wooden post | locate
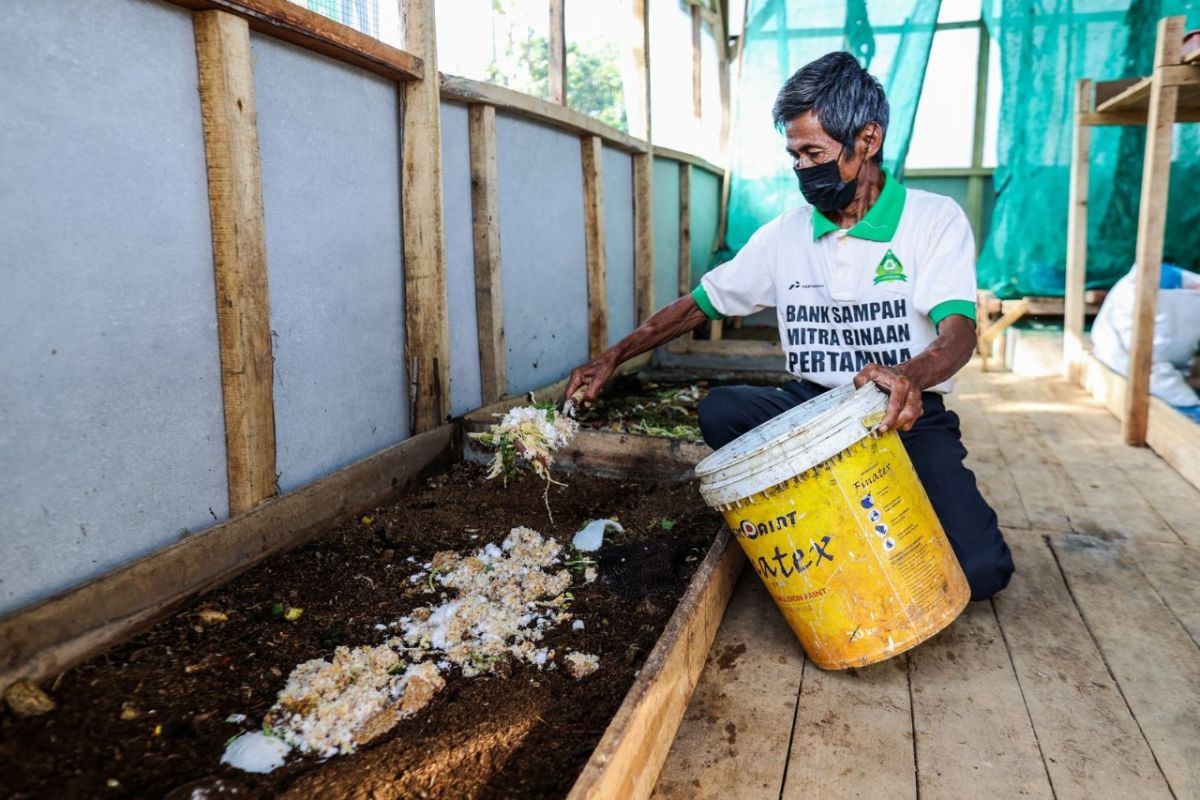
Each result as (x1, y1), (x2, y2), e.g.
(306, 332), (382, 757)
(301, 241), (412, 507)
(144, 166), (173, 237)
(469, 104), (506, 403)
(965, 20), (990, 254)
(548, 0), (566, 105)
(691, 4), (702, 119)
(193, 10), (278, 516)
(631, 0), (654, 324)
(401, 0), (451, 431)
(1124, 16), (1183, 446)
(678, 162), (692, 297)
(581, 135), (608, 357)
(1064, 79), (1092, 382)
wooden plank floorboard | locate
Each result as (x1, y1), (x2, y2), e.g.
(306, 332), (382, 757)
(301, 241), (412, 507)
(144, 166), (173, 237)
(651, 571), (803, 800)
(993, 532), (1173, 800)
(1051, 533), (1200, 797)
(1134, 541), (1200, 650)
(950, 373), (1032, 530)
(908, 601), (1053, 800)
(781, 654), (915, 799)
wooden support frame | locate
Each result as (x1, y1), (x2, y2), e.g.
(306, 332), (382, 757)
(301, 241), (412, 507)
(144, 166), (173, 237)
(628, 0), (652, 142)
(581, 135), (609, 357)
(634, 152), (655, 324)
(691, 3), (703, 119)
(548, 0), (566, 105)
(1063, 79), (1092, 381)
(401, 0), (451, 432)
(469, 104), (506, 403)
(678, 162), (692, 297)
(166, 0), (423, 81)
(0, 425), (458, 692)
(193, 10), (278, 516)
(1123, 16), (1183, 446)
(979, 299), (1030, 372)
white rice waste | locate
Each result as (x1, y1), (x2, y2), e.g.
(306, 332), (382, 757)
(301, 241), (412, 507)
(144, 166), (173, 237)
(222, 527), (600, 773)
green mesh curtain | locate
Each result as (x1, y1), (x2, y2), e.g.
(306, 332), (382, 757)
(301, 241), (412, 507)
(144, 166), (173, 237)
(724, 0), (941, 254)
(979, 0), (1200, 298)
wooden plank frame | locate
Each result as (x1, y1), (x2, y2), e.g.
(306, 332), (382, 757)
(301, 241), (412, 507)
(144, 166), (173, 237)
(193, 9), (278, 516)
(582, 135), (609, 357)
(1123, 16), (1184, 446)
(691, 3), (703, 119)
(634, 152), (655, 324)
(1063, 79), (1092, 381)
(549, 0), (566, 105)
(469, 103), (507, 404)
(0, 425), (458, 692)
(678, 162), (692, 297)
(165, 0), (423, 81)
(402, 0), (451, 432)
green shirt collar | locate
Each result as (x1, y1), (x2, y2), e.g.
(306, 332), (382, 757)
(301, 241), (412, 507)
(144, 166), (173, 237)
(811, 168), (906, 242)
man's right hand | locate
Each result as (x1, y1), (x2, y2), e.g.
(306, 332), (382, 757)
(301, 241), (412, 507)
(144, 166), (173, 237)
(566, 350), (620, 404)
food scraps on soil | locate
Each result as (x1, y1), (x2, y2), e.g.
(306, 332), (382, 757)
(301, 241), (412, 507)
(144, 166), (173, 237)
(470, 400), (581, 519)
(221, 527), (601, 773)
(572, 518), (624, 552)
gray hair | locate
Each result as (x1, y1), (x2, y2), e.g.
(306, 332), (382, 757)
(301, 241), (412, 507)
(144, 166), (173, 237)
(772, 52), (889, 164)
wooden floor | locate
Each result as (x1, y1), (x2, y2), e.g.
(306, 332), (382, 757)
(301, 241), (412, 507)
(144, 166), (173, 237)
(652, 360), (1200, 800)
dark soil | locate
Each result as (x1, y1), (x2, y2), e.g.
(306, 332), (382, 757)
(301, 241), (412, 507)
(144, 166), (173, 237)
(1, 465), (723, 800)
(577, 370), (789, 440)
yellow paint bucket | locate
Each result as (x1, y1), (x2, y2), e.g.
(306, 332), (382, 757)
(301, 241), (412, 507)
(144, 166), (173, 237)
(695, 384), (969, 669)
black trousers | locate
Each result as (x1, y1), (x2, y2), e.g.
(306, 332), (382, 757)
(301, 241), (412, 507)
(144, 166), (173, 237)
(697, 380), (1014, 601)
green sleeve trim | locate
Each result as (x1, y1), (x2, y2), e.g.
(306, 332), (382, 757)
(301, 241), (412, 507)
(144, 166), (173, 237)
(691, 285), (724, 321)
(930, 299), (976, 329)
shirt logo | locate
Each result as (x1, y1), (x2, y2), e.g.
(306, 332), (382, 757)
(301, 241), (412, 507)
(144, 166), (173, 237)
(873, 249), (907, 284)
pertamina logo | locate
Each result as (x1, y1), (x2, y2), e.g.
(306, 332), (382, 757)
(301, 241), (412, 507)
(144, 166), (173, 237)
(873, 249), (906, 284)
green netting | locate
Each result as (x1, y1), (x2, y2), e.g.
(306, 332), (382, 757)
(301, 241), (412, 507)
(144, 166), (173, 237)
(979, 0), (1200, 299)
(724, 0), (941, 255)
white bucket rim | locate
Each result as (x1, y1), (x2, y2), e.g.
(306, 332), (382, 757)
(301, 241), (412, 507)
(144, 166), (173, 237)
(695, 383), (889, 507)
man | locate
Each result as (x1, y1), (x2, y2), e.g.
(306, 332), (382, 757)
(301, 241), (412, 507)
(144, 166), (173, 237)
(566, 52), (1013, 600)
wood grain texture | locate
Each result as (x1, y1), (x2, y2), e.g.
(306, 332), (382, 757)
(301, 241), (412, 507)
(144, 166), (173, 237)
(634, 152), (655, 323)
(678, 163), (691, 297)
(402, 0), (451, 431)
(167, 0), (422, 80)
(567, 531), (745, 800)
(1052, 532), (1200, 798)
(691, 4), (702, 118)
(628, 0), (651, 141)
(549, 0), (566, 104)
(652, 572), (802, 800)
(193, 10), (278, 516)
(469, 104), (506, 403)
(582, 135), (609, 357)
(1124, 16), (1183, 445)
(651, 145), (724, 175)
(441, 75), (648, 153)
(0, 426), (457, 694)
(1064, 79), (1091, 381)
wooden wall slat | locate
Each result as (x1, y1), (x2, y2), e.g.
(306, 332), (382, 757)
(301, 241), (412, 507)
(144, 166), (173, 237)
(678, 162), (692, 297)
(549, 0), (566, 105)
(193, 9), (278, 516)
(469, 104), (507, 403)
(402, 0), (451, 431)
(1063, 79), (1092, 381)
(582, 135), (609, 357)
(634, 153), (655, 324)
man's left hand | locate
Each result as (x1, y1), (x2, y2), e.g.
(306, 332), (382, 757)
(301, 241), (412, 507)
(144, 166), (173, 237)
(854, 364), (923, 433)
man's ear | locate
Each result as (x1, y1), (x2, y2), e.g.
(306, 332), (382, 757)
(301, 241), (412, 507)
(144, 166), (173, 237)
(859, 122), (883, 161)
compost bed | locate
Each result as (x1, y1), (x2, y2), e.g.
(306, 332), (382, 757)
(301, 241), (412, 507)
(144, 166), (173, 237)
(0, 464), (724, 800)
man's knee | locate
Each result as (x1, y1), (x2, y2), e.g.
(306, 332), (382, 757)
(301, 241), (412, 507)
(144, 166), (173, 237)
(954, 526), (1015, 601)
(697, 387), (743, 450)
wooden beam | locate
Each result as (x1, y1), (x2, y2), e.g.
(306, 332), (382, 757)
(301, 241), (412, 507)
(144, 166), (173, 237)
(678, 162), (692, 298)
(628, 0), (651, 141)
(649, 144), (724, 175)
(469, 104), (506, 403)
(402, 0), (451, 432)
(165, 0), (422, 81)
(440, 74), (647, 153)
(1064, 80), (1092, 381)
(566, 528), (744, 800)
(1079, 108), (1200, 125)
(965, 19), (990, 254)
(1124, 16), (1183, 446)
(633, 152), (655, 324)
(193, 10), (278, 516)
(691, 4), (703, 118)
(548, 0), (566, 104)
(581, 135), (608, 357)
(0, 425), (458, 692)
(979, 299), (1029, 372)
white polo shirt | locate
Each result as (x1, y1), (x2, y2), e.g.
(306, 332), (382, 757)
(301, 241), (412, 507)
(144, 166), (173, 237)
(693, 172), (977, 393)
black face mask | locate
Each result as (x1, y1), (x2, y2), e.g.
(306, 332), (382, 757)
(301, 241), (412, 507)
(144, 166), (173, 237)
(794, 149), (860, 214)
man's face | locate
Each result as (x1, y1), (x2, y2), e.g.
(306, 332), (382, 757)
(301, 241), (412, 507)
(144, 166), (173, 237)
(784, 111), (875, 182)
